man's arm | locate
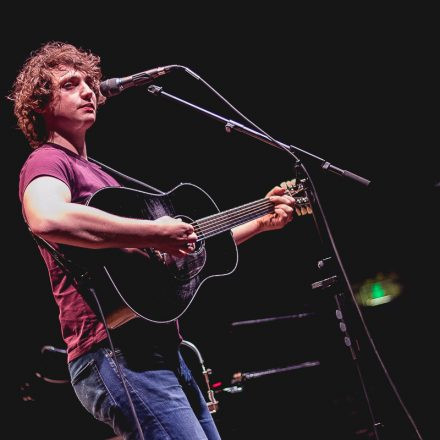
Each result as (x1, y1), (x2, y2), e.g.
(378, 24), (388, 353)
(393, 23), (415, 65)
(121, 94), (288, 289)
(232, 184), (295, 245)
(23, 176), (196, 256)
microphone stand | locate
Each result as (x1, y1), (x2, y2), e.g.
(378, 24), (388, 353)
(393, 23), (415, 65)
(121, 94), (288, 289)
(147, 85), (370, 187)
(147, 85), (381, 439)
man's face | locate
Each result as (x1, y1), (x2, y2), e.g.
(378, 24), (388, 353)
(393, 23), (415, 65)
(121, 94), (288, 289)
(43, 66), (98, 134)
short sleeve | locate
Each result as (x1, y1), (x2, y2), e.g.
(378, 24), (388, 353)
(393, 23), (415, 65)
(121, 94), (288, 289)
(19, 147), (74, 202)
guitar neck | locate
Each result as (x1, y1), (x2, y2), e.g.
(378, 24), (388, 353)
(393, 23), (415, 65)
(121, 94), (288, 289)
(192, 197), (286, 241)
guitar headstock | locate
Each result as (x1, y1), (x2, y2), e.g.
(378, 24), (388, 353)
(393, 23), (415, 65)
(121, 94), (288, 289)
(281, 178), (313, 217)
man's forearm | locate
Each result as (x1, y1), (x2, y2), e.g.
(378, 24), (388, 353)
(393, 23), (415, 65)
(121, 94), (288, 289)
(30, 202), (162, 249)
(232, 220), (262, 246)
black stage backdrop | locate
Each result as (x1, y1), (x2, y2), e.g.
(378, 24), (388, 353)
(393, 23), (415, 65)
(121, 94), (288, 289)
(2, 12), (437, 440)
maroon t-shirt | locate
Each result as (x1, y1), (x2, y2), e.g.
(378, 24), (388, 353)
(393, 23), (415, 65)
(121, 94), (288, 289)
(19, 143), (181, 363)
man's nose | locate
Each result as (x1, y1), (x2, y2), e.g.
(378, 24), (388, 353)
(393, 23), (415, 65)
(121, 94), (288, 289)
(80, 82), (94, 99)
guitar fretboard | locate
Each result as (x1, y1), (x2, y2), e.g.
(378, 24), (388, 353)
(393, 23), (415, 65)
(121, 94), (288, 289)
(192, 194), (308, 241)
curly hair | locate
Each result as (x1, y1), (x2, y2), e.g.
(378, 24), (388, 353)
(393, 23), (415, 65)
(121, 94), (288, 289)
(9, 41), (106, 148)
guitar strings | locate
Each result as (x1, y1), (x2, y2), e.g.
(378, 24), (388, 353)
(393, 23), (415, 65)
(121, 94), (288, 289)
(195, 198), (270, 228)
(193, 187), (304, 229)
(192, 195), (309, 241)
(193, 186), (305, 227)
(193, 195), (308, 236)
(194, 203), (273, 240)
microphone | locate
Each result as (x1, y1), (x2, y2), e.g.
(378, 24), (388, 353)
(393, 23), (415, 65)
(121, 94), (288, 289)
(100, 64), (181, 97)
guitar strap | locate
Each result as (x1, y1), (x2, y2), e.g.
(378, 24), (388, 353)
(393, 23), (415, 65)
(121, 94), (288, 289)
(29, 229), (109, 324)
(29, 231), (92, 287)
(89, 157), (165, 195)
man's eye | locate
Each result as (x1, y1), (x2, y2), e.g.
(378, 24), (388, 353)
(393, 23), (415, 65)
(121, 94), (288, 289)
(62, 82), (74, 89)
(87, 80), (98, 93)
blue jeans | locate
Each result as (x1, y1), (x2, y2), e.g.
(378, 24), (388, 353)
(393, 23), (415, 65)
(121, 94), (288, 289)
(68, 345), (221, 440)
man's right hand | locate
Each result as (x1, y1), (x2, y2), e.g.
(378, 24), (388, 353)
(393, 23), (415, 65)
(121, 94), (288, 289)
(153, 216), (197, 257)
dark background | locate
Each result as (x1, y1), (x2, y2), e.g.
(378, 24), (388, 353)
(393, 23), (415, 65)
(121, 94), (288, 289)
(2, 9), (437, 440)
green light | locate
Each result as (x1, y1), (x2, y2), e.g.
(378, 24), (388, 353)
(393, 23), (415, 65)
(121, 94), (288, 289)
(371, 283), (386, 299)
(354, 272), (402, 307)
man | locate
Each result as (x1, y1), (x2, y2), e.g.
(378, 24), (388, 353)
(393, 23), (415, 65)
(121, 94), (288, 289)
(11, 41), (296, 439)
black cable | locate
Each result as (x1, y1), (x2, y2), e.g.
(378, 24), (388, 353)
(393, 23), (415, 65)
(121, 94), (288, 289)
(85, 283), (145, 440)
(30, 233), (145, 440)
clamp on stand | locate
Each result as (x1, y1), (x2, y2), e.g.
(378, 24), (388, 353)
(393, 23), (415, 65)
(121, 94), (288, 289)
(180, 340), (219, 414)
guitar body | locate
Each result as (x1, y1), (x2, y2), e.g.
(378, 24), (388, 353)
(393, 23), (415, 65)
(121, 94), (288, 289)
(84, 184), (238, 324)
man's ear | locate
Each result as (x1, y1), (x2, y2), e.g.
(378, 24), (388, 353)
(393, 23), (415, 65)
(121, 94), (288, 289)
(35, 103), (53, 118)
(35, 91), (57, 115)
